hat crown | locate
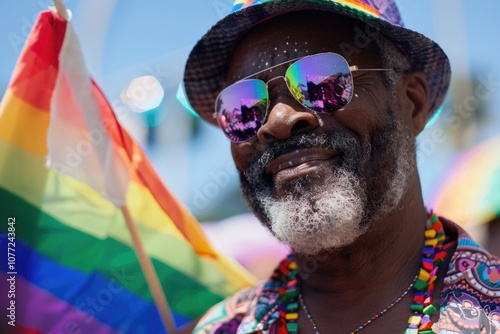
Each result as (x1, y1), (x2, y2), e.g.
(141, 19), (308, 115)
(231, 0), (404, 27)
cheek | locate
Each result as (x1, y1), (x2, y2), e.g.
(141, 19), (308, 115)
(231, 142), (255, 172)
(338, 86), (393, 142)
(332, 105), (382, 146)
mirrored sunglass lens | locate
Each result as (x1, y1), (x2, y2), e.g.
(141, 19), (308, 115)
(216, 80), (268, 142)
(286, 53), (353, 113)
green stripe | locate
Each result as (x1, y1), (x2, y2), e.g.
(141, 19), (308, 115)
(0, 187), (223, 317)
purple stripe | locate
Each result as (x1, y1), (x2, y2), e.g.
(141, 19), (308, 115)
(0, 272), (118, 334)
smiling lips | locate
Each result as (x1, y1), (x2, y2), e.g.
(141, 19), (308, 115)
(265, 147), (341, 180)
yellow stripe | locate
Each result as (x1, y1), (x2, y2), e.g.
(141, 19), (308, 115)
(0, 90), (50, 156)
(0, 141), (255, 292)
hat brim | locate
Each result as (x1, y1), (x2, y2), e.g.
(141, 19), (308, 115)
(183, 0), (451, 126)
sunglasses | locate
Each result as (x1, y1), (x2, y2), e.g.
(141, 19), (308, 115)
(214, 52), (393, 142)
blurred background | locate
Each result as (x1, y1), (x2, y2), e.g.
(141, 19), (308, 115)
(1, 0), (499, 276)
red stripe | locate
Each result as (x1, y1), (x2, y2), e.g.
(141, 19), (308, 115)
(90, 80), (217, 256)
(10, 11), (66, 111)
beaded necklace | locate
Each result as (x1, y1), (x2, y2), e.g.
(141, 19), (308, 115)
(274, 211), (446, 334)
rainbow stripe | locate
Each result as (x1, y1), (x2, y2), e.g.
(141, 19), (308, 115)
(231, 0), (256, 12)
(231, 0), (380, 18)
(0, 10), (255, 333)
(332, 0), (380, 18)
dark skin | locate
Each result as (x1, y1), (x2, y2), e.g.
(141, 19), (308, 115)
(223, 11), (457, 333)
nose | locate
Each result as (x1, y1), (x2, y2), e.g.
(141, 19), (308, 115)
(256, 85), (321, 143)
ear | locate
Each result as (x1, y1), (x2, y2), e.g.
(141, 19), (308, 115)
(402, 72), (430, 136)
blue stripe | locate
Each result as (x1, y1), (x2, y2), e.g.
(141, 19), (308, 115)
(231, 3), (244, 12)
(0, 233), (192, 333)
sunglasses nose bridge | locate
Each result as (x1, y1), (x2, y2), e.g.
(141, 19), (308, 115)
(264, 75), (301, 115)
(266, 75), (285, 85)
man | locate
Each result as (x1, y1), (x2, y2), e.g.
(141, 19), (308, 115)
(182, 1), (500, 333)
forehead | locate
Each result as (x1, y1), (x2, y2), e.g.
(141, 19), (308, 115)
(227, 11), (381, 81)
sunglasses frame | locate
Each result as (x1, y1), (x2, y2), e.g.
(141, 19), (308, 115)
(214, 52), (393, 142)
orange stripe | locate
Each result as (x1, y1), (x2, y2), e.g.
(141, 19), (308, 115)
(9, 11), (66, 111)
(90, 80), (217, 257)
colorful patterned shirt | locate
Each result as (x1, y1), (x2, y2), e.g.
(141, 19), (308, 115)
(193, 218), (500, 333)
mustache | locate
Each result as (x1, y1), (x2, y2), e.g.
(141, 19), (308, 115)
(246, 132), (364, 179)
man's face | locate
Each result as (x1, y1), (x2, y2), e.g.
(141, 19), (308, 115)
(226, 12), (417, 255)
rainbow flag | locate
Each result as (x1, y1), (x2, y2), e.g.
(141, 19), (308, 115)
(0, 9), (255, 334)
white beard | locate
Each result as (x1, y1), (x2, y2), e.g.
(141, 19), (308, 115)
(253, 122), (415, 255)
(263, 168), (367, 255)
